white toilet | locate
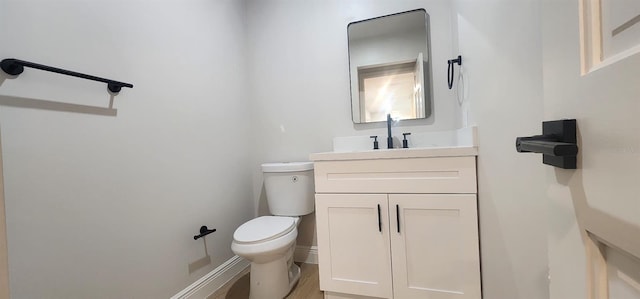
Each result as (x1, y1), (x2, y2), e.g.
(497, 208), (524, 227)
(231, 162), (315, 299)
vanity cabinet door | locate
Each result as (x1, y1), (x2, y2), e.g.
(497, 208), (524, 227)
(315, 194), (393, 299)
(389, 194), (481, 299)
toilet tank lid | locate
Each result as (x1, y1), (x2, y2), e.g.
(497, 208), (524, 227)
(262, 162), (313, 172)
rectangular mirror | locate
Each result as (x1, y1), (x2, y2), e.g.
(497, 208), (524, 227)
(348, 9), (432, 124)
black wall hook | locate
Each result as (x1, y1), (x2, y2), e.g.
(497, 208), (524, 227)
(447, 55), (462, 90)
(193, 226), (216, 240)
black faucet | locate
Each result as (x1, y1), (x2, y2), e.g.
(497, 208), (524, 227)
(387, 113), (393, 149)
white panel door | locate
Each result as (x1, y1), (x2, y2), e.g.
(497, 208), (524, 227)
(542, 1), (640, 298)
(315, 194), (393, 299)
(389, 194), (481, 299)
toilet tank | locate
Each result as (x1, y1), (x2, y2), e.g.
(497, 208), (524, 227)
(261, 162), (315, 216)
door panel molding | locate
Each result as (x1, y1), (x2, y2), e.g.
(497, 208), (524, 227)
(560, 170), (640, 261)
(586, 231), (640, 299)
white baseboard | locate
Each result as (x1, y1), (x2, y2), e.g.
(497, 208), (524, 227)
(171, 247), (316, 299)
(171, 255), (249, 299)
(294, 245), (318, 264)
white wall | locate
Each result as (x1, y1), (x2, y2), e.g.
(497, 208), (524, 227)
(453, 1), (548, 298)
(245, 0), (458, 247)
(0, 0), (254, 298)
(0, 132), (8, 299)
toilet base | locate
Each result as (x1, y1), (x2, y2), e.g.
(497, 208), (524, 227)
(287, 263), (301, 295)
(249, 254), (300, 299)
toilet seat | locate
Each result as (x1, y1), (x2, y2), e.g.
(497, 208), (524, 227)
(233, 216), (296, 244)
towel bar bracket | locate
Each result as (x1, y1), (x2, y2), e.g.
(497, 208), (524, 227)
(0, 59), (24, 76)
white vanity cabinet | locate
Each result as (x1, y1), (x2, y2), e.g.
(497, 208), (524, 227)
(315, 193), (393, 298)
(311, 151), (481, 299)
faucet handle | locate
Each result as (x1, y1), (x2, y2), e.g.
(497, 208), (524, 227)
(402, 133), (411, 148)
(370, 136), (379, 150)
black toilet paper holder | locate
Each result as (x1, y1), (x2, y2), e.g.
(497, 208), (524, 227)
(193, 226), (216, 240)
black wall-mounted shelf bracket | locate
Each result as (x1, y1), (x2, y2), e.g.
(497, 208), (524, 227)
(516, 119), (578, 169)
(1, 58), (133, 93)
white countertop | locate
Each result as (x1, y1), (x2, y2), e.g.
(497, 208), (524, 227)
(309, 145), (478, 161)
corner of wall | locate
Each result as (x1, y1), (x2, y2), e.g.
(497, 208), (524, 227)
(0, 130), (9, 299)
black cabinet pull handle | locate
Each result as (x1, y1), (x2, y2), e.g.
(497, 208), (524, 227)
(377, 204), (382, 232)
(396, 204), (400, 233)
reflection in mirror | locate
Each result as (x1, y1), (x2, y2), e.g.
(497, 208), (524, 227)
(348, 9), (431, 124)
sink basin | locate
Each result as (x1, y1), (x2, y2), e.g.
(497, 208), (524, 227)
(310, 145), (477, 161)
(312, 126), (478, 161)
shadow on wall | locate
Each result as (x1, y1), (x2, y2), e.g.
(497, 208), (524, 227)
(554, 164), (640, 269)
(0, 72), (118, 116)
(257, 183), (269, 216)
(476, 164), (521, 297)
(552, 127), (640, 259)
(551, 127), (640, 296)
(0, 95), (117, 116)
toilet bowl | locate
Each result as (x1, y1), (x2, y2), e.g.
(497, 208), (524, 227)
(231, 162), (314, 299)
(232, 216), (299, 263)
(232, 216), (301, 299)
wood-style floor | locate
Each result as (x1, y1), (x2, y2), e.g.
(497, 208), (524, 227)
(210, 263), (323, 299)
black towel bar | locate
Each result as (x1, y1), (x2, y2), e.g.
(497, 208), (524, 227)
(1, 58), (133, 93)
